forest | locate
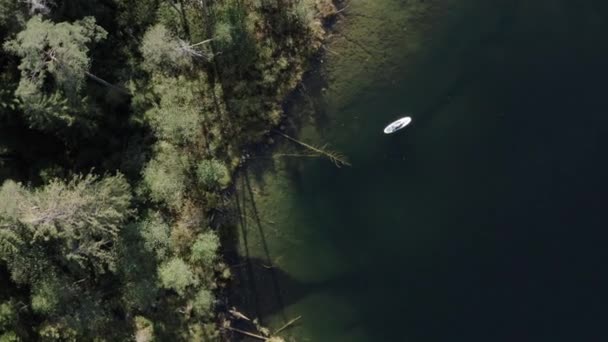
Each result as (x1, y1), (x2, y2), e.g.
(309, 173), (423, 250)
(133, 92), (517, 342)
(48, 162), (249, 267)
(0, 0), (335, 340)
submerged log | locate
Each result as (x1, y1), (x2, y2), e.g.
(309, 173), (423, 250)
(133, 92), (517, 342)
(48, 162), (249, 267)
(273, 316), (302, 335)
(274, 131), (351, 167)
(226, 326), (267, 340)
(229, 307), (251, 321)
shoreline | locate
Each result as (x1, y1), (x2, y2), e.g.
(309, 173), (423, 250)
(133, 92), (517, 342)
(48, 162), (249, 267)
(0, 1), (453, 340)
(218, 1), (454, 340)
(216, 1), (347, 339)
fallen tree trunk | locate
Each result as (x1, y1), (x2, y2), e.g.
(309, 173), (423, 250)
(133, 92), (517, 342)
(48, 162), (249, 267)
(273, 316), (302, 335)
(273, 131), (351, 167)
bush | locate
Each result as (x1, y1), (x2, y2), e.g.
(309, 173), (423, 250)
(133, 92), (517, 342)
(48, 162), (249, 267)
(141, 24), (192, 73)
(196, 159), (230, 190)
(0, 301), (16, 331)
(38, 321), (77, 341)
(145, 76), (203, 145)
(0, 331), (20, 342)
(293, 0), (316, 28)
(142, 142), (189, 209)
(214, 21), (233, 46)
(139, 212), (170, 261)
(31, 278), (62, 315)
(158, 258), (198, 296)
(190, 231), (219, 267)
(192, 288), (214, 318)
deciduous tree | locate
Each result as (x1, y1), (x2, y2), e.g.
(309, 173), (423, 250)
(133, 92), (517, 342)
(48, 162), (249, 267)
(141, 24), (192, 73)
(158, 257), (198, 296)
(142, 142), (189, 209)
(190, 231), (219, 267)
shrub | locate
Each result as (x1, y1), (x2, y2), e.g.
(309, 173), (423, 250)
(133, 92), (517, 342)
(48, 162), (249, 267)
(0, 331), (20, 342)
(192, 288), (214, 318)
(141, 24), (191, 73)
(142, 142), (189, 209)
(158, 258), (198, 296)
(31, 278), (62, 315)
(190, 231), (219, 267)
(139, 212), (170, 261)
(0, 302), (16, 331)
(196, 159), (230, 190)
(145, 76), (203, 145)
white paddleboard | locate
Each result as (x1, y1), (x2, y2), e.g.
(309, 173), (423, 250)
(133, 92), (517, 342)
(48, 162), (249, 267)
(383, 116), (412, 134)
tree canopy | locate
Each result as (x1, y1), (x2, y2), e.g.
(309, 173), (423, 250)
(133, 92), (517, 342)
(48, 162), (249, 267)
(4, 15), (107, 128)
(0, 0), (333, 339)
(0, 173), (132, 278)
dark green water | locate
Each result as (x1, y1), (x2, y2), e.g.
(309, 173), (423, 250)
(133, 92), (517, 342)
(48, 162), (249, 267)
(233, 1), (608, 340)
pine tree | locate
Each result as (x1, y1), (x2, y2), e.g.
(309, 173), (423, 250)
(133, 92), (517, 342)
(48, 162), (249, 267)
(3, 16), (107, 128)
(0, 173), (133, 277)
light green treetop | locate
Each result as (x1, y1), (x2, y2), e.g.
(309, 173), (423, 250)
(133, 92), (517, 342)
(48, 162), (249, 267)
(145, 75), (203, 145)
(3, 15), (107, 127)
(138, 211), (171, 261)
(196, 159), (230, 190)
(190, 231), (219, 267)
(158, 257), (198, 296)
(0, 173), (132, 274)
(192, 288), (214, 317)
(142, 141), (190, 209)
(141, 24), (192, 73)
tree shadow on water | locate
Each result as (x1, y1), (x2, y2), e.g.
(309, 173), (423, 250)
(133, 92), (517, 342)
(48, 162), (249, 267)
(225, 167), (310, 327)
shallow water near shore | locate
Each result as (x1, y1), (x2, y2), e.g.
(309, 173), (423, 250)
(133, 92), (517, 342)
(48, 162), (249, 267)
(230, 1), (608, 340)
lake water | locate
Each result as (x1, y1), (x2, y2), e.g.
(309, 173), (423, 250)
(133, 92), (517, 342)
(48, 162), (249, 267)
(229, 1), (608, 341)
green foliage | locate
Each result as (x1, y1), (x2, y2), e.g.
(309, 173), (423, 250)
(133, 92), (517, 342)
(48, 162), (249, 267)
(134, 316), (155, 342)
(169, 219), (197, 256)
(293, 0), (316, 28)
(31, 277), (62, 315)
(0, 244), (50, 285)
(138, 211), (170, 261)
(0, 173), (132, 275)
(13, 91), (75, 129)
(142, 142), (189, 209)
(0, 0), (329, 339)
(0, 180), (24, 219)
(115, 223), (160, 312)
(0, 0), (25, 36)
(121, 277), (158, 313)
(38, 321), (78, 342)
(114, 0), (159, 37)
(192, 288), (214, 318)
(187, 322), (220, 341)
(196, 159), (230, 190)
(145, 75), (203, 144)
(0, 331), (19, 342)
(155, 2), (185, 38)
(158, 257), (198, 296)
(0, 301), (17, 331)
(214, 21), (233, 46)
(190, 231), (219, 267)
(4, 16), (107, 127)
(141, 24), (192, 73)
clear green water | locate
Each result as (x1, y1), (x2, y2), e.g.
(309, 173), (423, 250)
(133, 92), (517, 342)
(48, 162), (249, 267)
(231, 1), (608, 341)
